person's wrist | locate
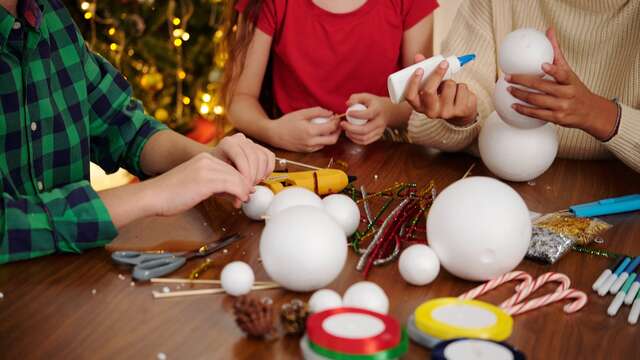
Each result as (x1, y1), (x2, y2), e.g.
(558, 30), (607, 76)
(264, 119), (282, 148)
(447, 113), (477, 128)
(586, 95), (619, 141)
(137, 178), (163, 217)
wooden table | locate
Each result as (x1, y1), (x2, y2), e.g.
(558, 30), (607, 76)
(1, 139), (639, 360)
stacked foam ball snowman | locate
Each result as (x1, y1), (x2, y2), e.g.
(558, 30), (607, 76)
(243, 186), (361, 292)
(480, 28), (559, 182)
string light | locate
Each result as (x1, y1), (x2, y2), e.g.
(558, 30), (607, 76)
(109, 43), (118, 51)
(182, 96), (191, 105)
(108, 27), (116, 36)
(173, 38), (183, 47)
(172, 29), (183, 37)
(199, 104), (210, 114)
(181, 32), (190, 41)
(80, 1), (90, 11)
(213, 105), (224, 115)
(172, 17), (181, 26)
(84, 12), (93, 20)
(177, 69), (186, 80)
(202, 93), (212, 102)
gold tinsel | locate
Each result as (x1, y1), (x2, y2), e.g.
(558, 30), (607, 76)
(534, 212), (612, 246)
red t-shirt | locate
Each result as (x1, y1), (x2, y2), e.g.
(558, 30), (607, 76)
(236, 0), (438, 114)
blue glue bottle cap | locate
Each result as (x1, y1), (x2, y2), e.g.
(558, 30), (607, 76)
(457, 53), (476, 67)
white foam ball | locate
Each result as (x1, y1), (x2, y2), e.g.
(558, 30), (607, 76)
(311, 117), (330, 125)
(242, 186), (274, 220)
(427, 177), (531, 281)
(220, 261), (255, 296)
(498, 28), (553, 75)
(343, 281), (389, 314)
(398, 245), (440, 286)
(493, 76), (545, 129)
(346, 103), (368, 125)
(322, 194), (361, 236)
(266, 187), (324, 218)
(479, 112), (558, 182)
(260, 206), (347, 292)
(308, 289), (343, 313)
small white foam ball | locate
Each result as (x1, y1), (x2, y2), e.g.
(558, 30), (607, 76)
(346, 103), (368, 126)
(479, 112), (558, 182)
(242, 186), (274, 220)
(266, 187), (324, 218)
(260, 206), (347, 292)
(220, 261), (255, 296)
(498, 28), (553, 75)
(323, 194), (361, 236)
(343, 281), (389, 314)
(494, 76), (546, 129)
(398, 244), (440, 286)
(308, 289), (343, 313)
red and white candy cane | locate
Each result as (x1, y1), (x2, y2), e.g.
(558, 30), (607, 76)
(506, 288), (588, 316)
(458, 271), (533, 301)
(499, 272), (571, 309)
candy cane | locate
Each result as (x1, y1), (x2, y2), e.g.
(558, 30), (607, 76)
(500, 272), (571, 309)
(506, 288), (588, 316)
(459, 271), (533, 301)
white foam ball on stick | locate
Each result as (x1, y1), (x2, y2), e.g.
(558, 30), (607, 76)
(311, 117), (330, 125)
(346, 103), (368, 126)
(322, 194), (361, 236)
(242, 186), (274, 220)
(266, 187), (324, 218)
(220, 261), (255, 296)
(479, 112), (558, 182)
(427, 177), (531, 281)
(493, 76), (546, 129)
(308, 289), (343, 313)
(498, 28), (554, 75)
(343, 281), (389, 314)
(260, 206), (347, 292)
(398, 244), (440, 286)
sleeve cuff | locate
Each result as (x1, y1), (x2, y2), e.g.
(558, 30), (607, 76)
(603, 104), (640, 172)
(407, 111), (479, 151)
(124, 108), (168, 179)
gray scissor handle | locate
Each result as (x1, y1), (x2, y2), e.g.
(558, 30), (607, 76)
(132, 256), (187, 282)
(111, 251), (174, 266)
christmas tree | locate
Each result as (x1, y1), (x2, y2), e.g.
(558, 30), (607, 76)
(69, 0), (233, 143)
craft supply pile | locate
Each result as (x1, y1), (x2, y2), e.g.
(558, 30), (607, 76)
(107, 28), (640, 359)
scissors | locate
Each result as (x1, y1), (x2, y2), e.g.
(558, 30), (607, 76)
(111, 233), (242, 281)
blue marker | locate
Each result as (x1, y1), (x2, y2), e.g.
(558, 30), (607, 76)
(608, 271), (637, 316)
(624, 269), (640, 305)
(598, 256), (630, 296)
(610, 256), (640, 295)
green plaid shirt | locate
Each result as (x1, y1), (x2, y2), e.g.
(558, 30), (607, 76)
(0, 0), (166, 264)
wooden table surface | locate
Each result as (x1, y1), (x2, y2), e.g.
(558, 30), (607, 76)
(2, 138), (640, 360)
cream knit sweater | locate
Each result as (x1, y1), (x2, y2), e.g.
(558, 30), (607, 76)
(408, 0), (640, 172)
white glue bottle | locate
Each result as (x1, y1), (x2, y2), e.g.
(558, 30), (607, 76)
(387, 54), (476, 104)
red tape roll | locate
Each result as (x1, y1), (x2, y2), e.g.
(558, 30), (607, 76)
(306, 307), (401, 355)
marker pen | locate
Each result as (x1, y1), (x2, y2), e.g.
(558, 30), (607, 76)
(387, 54), (476, 104)
(608, 271), (637, 317)
(610, 256), (640, 295)
(624, 272), (640, 305)
(592, 256), (625, 291)
(598, 256), (630, 296)
(628, 289), (640, 325)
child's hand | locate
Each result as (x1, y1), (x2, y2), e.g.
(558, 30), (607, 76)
(273, 107), (341, 152)
(405, 54), (478, 127)
(148, 152), (253, 215)
(507, 28), (618, 141)
(210, 133), (275, 185)
(341, 94), (395, 145)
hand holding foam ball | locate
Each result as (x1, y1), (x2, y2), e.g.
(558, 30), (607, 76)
(426, 177), (532, 281)
(343, 281), (389, 314)
(221, 261), (255, 296)
(498, 28), (553, 75)
(346, 103), (368, 125)
(494, 76), (546, 129)
(398, 244), (440, 286)
(479, 112), (558, 182)
(322, 194), (361, 236)
(242, 186), (274, 220)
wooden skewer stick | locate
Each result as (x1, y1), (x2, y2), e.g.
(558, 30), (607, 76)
(152, 284), (281, 299)
(275, 157), (320, 170)
(150, 278), (276, 286)
(461, 163), (476, 180)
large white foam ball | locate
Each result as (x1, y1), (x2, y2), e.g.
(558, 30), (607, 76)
(260, 206), (347, 292)
(343, 281), (389, 314)
(346, 103), (368, 125)
(479, 112), (558, 182)
(220, 261), (255, 296)
(323, 194), (361, 236)
(398, 244), (440, 286)
(427, 177), (532, 281)
(266, 187), (323, 218)
(498, 28), (553, 75)
(308, 289), (343, 313)
(493, 76), (545, 129)
(242, 186), (274, 220)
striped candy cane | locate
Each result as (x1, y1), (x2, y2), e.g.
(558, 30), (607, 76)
(500, 272), (571, 309)
(506, 288), (588, 316)
(459, 271), (533, 301)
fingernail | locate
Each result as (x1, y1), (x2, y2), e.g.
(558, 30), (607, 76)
(507, 86), (514, 93)
(505, 74), (512, 81)
(416, 68), (424, 76)
(439, 61), (448, 69)
(542, 63), (551, 71)
(511, 104), (517, 109)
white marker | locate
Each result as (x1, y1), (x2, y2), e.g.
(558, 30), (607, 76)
(387, 54), (476, 104)
(628, 293), (640, 325)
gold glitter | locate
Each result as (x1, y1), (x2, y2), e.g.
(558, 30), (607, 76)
(534, 212), (611, 246)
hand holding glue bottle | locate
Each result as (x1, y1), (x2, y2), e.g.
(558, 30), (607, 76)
(388, 53), (478, 127)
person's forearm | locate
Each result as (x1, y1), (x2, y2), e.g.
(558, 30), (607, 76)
(228, 94), (277, 145)
(98, 180), (158, 228)
(139, 130), (209, 176)
(388, 101), (414, 128)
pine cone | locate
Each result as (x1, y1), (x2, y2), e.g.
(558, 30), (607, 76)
(280, 298), (309, 336)
(233, 296), (277, 339)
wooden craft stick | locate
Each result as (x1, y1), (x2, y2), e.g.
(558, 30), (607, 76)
(275, 157), (320, 170)
(150, 278), (276, 286)
(461, 163), (476, 179)
(152, 284), (281, 299)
